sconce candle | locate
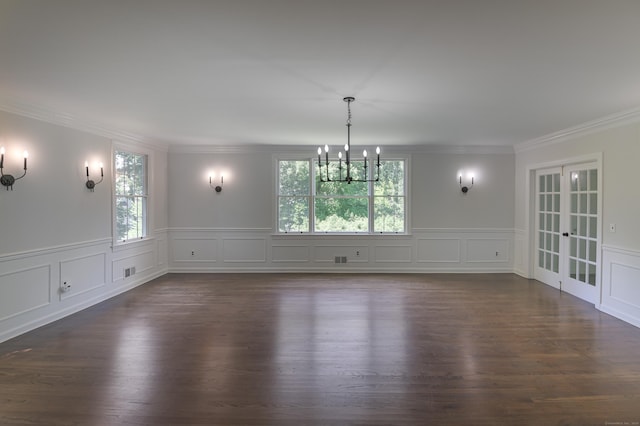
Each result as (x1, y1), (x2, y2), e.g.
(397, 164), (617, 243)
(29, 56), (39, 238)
(459, 174), (474, 194)
(0, 146), (28, 190)
(209, 173), (224, 193)
(85, 160), (104, 191)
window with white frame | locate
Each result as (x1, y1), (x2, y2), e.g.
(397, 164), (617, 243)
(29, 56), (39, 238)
(114, 149), (148, 243)
(277, 157), (406, 233)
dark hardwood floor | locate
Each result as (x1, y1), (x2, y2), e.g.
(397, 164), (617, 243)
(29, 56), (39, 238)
(1, 273), (640, 425)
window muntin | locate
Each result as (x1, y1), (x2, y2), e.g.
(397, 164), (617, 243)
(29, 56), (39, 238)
(277, 158), (406, 233)
(114, 149), (148, 243)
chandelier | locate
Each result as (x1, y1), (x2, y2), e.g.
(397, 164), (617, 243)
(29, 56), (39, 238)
(316, 97), (381, 184)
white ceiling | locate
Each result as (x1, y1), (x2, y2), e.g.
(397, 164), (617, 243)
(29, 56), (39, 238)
(1, 0), (640, 148)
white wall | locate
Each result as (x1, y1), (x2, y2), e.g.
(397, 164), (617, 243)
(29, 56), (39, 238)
(167, 146), (516, 272)
(514, 119), (640, 327)
(168, 150), (273, 229)
(412, 152), (514, 229)
(0, 110), (169, 343)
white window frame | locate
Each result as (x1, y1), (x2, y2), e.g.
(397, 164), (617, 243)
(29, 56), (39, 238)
(275, 154), (410, 234)
(112, 142), (152, 246)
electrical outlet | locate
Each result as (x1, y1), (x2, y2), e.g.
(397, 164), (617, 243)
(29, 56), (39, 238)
(191, 251), (195, 256)
(60, 281), (71, 292)
(609, 223), (616, 233)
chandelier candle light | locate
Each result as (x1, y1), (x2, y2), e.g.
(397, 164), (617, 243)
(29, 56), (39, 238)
(316, 97), (381, 184)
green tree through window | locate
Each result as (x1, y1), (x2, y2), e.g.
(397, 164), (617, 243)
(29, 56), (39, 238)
(115, 149), (147, 242)
(277, 158), (406, 233)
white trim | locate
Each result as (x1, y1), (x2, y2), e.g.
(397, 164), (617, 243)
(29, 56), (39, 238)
(172, 144), (514, 155)
(413, 227), (514, 233)
(0, 238), (112, 261)
(515, 106), (640, 153)
(271, 232), (413, 239)
(601, 244), (640, 257)
(171, 227), (272, 233)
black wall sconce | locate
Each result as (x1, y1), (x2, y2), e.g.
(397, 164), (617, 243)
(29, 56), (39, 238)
(209, 173), (224, 193)
(0, 146), (28, 190)
(85, 161), (104, 191)
(459, 174), (474, 194)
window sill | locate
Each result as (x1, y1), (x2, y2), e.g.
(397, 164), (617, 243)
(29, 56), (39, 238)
(112, 236), (154, 252)
(271, 232), (412, 239)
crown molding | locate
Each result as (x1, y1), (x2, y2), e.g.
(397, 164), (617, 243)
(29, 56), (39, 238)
(514, 106), (640, 153)
(169, 143), (514, 155)
(0, 98), (169, 152)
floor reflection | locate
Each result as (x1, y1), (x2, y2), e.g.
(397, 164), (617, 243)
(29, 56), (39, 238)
(273, 286), (407, 414)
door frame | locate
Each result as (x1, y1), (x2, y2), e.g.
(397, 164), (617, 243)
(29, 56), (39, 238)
(524, 152), (603, 307)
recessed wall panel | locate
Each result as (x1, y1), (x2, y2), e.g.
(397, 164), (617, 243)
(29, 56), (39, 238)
(173, 238), (218, 262)
(223, 239), (266, 262)
(467, 239), (509, 262)
(0, 265), (51, 321)
(417, 239), (460, 263)
(60, 253), (106, 300)
(610, 263), (640, 309)
(272, 245), (310, 263)
(375, 246), (412, 263)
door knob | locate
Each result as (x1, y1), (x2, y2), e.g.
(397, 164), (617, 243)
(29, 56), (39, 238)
(562, 232), (569, 237)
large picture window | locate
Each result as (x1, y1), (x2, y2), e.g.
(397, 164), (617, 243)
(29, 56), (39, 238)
(277, 158), (406, 233)
(114, 149), (148, 243)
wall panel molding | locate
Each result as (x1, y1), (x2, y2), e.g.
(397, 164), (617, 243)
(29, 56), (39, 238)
(59, 253), (107, 301)
(168, 228), (515, 273)
(600, 245), (640, 328)
(0, 264), (51, 322)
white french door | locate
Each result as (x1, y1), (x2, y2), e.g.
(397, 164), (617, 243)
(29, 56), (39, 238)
(534, 163), (600, 304)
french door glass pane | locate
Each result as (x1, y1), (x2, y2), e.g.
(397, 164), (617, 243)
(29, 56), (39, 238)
(568, 167), (598, 287)
(537, 172), (561, 273)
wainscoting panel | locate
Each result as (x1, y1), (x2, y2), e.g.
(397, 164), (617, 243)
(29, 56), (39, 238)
(0, 264), (51, 322)
(375, 245), (412, 263)
(610, 263), (640, 308)
(172, 238), (218, 262)
(59, 253), (106, 300)
(466, 239), (510, 263)
(113, 249), (155, 284)
(417, 239), (460, 263)
(272, 245), (310, 263)
(223, 238), (267, 263)
(168, 228), (514, 273)
(601, 245), (640, 328)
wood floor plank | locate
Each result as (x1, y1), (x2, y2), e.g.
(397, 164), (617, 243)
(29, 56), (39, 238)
(1, 273), (640, 425)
